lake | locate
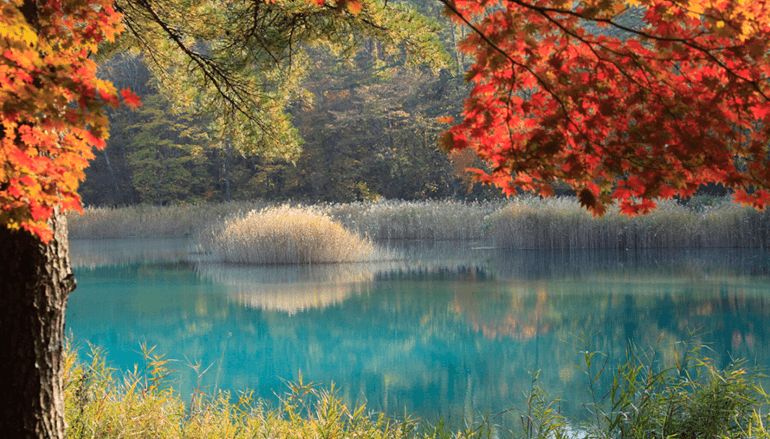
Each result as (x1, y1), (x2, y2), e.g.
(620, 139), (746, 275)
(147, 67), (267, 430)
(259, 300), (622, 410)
(67, 238), (770, 427)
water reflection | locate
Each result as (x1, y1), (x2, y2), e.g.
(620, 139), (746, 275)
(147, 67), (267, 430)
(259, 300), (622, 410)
(195, 262), (374, 314)
(67, 238), (770, 428)
(70, 237), (193, 268)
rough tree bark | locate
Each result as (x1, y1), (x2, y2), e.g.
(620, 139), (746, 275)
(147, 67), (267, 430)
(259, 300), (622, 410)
(0, 209), (74, 439)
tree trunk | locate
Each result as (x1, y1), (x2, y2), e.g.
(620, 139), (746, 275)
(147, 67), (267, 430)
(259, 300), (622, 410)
(0, 209), (74, 439)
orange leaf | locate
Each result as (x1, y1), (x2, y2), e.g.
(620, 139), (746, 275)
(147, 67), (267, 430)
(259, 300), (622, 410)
(347, 1), (362, 15)
(29, 202), (52, 221)
(120, 88), (142, 109)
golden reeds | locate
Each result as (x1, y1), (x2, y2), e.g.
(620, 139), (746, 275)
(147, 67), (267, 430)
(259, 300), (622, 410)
(326, 199), (504, 240)
(67, 201), (269, 238)
(69, 196), (770, 251)
(198, 205), (380, 264)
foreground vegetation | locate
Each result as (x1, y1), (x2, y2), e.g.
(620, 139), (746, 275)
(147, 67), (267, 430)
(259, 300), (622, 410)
(64, 339), (770, 439)
(69, 196), (770, 251)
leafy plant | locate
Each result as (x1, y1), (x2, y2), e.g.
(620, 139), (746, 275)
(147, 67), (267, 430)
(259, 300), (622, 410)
(572, 335), (769, 439)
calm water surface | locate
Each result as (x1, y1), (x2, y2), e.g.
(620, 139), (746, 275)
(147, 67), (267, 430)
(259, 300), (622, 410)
(67, 238), (770, 426)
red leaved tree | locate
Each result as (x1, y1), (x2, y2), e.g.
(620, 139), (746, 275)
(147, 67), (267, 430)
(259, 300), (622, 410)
(0, 1), (138, 437)
(0, 0), (419, 436)
(440, 0), (770, 215)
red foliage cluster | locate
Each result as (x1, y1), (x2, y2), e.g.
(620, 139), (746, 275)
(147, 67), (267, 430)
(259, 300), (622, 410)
(0, 0), (139, 242)
(440, 0), (770, 215)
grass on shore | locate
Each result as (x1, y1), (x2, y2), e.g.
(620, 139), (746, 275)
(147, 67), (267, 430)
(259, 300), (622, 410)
(64, 344), (427, 439)
(64, 339), (770, 439)
(68, 196), (770, 252)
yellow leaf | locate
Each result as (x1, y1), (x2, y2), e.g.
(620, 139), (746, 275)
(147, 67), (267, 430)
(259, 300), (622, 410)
(0, 12), (38, 47)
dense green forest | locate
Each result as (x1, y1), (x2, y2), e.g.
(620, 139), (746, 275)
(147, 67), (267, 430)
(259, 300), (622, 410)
(82, 0), (502, 206)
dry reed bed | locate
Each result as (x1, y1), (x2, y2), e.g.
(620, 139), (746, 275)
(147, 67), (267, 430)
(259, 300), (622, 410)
(325, 199), (505, 240)
(69, 197), (770, 253)
(485, 197), (770, 249)
(67, 201), (270, 238)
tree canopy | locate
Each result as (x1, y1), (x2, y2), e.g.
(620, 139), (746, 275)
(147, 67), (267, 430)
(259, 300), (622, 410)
(0, 0), (139, 242)
(113, 0), (447, 161)
(440, 0), (770, 215)
(1, 0), (447, 242)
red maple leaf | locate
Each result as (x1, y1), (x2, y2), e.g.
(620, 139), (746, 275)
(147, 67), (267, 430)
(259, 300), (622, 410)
(120, 88), (142, 109)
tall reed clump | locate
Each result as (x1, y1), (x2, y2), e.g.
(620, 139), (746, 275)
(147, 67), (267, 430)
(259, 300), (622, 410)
(485, 196), (770, 249)
(199, 205), (380, 264)
(326, 199), (505, 241)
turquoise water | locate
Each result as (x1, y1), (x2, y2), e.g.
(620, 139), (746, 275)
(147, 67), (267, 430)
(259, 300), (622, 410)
(67, 238), (770, 426)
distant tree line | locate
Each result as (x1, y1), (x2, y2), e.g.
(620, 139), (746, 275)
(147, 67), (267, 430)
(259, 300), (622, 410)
(83, 3), (504, 206)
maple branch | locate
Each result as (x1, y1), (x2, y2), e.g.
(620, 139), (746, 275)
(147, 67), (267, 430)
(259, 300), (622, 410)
(507, 0), (770, 102)
(438, 0), (575, 126)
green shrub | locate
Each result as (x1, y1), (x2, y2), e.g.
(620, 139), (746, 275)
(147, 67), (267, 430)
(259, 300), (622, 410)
(573, 337), (769, 439)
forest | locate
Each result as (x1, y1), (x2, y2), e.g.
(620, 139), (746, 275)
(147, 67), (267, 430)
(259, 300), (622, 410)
(81, 0), (503, 207)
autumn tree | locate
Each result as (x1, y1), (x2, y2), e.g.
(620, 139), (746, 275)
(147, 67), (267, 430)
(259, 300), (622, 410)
(440, 0), (770, 215)
(1, 0), (444, 437)
(0, 1), (139, 437)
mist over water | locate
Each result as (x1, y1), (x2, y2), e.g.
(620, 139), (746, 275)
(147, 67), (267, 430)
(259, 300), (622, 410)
(67, 238), (770, 427)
